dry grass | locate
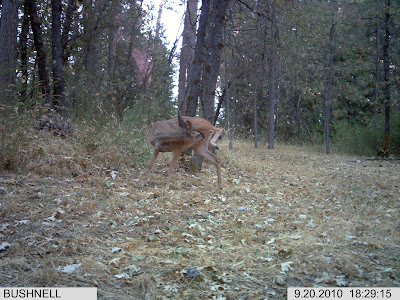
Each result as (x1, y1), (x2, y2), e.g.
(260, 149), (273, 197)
(1, 136), (399, 299)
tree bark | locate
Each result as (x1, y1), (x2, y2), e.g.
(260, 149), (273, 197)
(82, 0), (105, 74)
(382, 0), (391, 156)
(106, 1), (121, 114)
(62, 0), (79, 63)
(27, 0), (52, 105)
(226, 65), (233, 150)
(52, 0), (67, 114)
(186, 0), (211, 117)
(268, 4), (277, 150)
(0, 0), (19, 104)
(178, 0), (198, 115)
(188, 0), (230, 172)
(19, 0), (30, 103)
(325, 4), (335, 155)
(254, 79), (258, 149)
(155, 0), (165, 39)
(201, 0), (230, 124)
(373, 0), (380, 130)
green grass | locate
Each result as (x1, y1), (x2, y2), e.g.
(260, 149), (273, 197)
(332, 116), (400, 157)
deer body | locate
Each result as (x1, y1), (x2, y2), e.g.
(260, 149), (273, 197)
(144, 115), (223, 190)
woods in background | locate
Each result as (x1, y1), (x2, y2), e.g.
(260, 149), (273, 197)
(218, 0), (399, 156)
(0, 0), (399, 156)
(0, 0), (174, 121)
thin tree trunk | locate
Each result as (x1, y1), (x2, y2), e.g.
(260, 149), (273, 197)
(71, 0), (109, 104)
(62, 0), (79, 63)
(325, 4), (335, 155)
(106, 1), (120, 114)
(382, 0), (391, 155)
(254, 80), (258, 149)
(19, 0), (30, 103)
(0, 0), (19, 104)
(178, 0), (198, 115)
(268, 5), (277, 150)
(155, 0), (164, 39)
(214, 88), (225, 124)
(226, 72), (233, 150)
(268, 57), (276, 149)
(373, 0), (380, 130)
(27, 0), (52, 105)
(52, 0), (67, 115)
(295, 92), (301, 141)
(82, 0), (105, 74)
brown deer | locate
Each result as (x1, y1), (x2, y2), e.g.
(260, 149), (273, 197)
(144, 115), (223, 190)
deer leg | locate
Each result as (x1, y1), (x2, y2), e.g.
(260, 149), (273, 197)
(144, 149), (159, 185)
(192, 146), (222, 189)
(216, 163), (222, 189)
(209, 128), (223, 148)
(166, 149), (181, 190)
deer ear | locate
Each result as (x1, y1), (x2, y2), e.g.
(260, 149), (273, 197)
(178, 115), (186, 129)
(186, 120), (193, 132)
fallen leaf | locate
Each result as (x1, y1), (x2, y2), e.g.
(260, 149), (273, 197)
(0, 242), (11, 251)
(115, 273), (130, 279)
(281, 261), (294, 272)
(182, 267), (200, 278)
(58, 263), (81, 274)
(274, 275), (285, 285)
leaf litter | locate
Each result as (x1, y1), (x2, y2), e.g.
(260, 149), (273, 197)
(0, 140), (399, 299)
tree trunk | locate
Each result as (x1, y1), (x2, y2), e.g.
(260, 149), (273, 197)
(201, 0), (230, 124)
(382, 0), (391, 156)
(254, 80), (258, 149)
(188, 0), (230, 173)
(186, 0), (210, 117)
(268, 56), (276, 149)
(268, 4), (277, 150)
(52, 0), (67, 115)
(213, 88), (225, 124)
(0, 0), (19, 104)
(71, 0), (108, 105)
(325, 4), (335, 155)
(19, 0), (30, 103)
(27, 0), (52, 105)
(155, 0), (165, 39)
(62, 0), (79, 63)
(226, 71), (233, 150)
(82, 0), (104, 75)
(178, 0), (198, 115)
(107, 1), (120, 114)
(373, 0), (380, 130)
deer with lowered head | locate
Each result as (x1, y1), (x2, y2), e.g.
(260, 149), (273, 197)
(144, 115), (223, 190)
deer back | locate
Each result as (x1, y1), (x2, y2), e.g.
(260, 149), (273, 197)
(149, 118), (204, 152)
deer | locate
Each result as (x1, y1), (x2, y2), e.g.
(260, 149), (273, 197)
(144, 115), (223, 190)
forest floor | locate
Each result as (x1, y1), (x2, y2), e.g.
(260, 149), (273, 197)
(1, 138), (399, 299)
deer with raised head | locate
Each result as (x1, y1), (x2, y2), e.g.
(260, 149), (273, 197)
(144, 115), (223, 190)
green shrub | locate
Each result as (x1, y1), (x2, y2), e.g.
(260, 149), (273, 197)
(332, 113), (400, 156)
